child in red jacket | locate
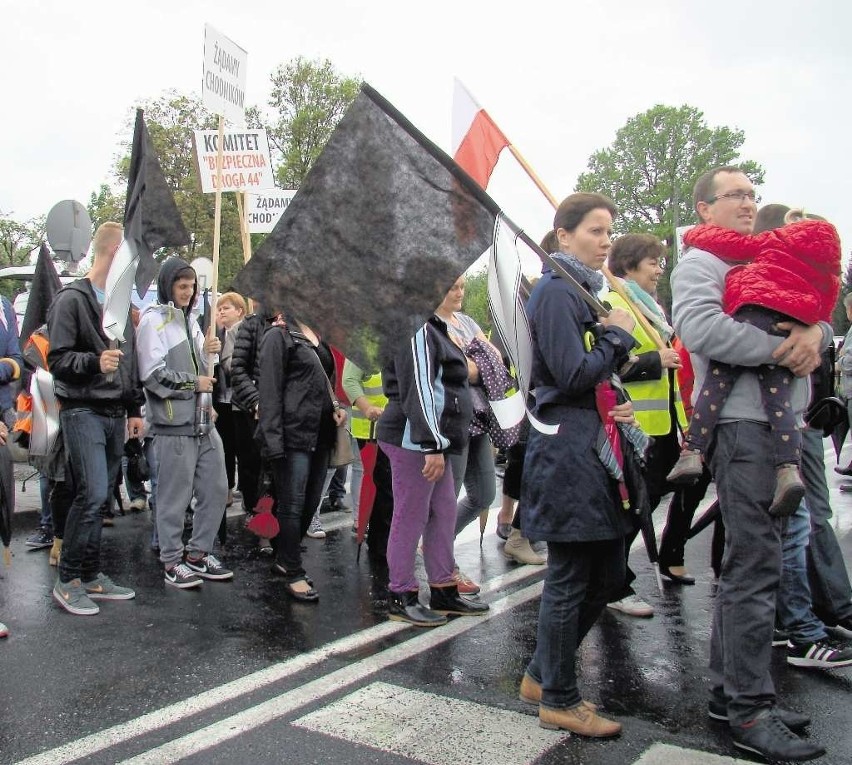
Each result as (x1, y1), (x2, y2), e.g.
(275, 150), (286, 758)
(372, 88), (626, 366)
(667, 214), (841, 516)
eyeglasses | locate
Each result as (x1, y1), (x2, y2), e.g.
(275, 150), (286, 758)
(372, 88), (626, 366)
(707, 190), (761, 204)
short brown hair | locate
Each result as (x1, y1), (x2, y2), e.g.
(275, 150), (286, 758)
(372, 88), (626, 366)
(692, 165), (744, 219)
(608, 233), (666, 277)
(553, 192), (617, 233)
(217, 292), (247, 315)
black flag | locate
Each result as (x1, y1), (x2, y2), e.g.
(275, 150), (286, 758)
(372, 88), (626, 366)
(124, 108), (191, 296)
(232, 84), (501, 368)
(20, 243), (62, 347)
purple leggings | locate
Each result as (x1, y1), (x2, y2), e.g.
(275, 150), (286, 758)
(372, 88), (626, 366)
(380, 442), (457, 593)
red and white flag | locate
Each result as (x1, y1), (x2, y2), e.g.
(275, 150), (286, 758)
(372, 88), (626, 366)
(452, 79), (510, 189)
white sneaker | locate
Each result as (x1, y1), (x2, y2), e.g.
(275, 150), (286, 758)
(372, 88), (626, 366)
(306, 515), (326, 539)
(607, 594), (654, 618)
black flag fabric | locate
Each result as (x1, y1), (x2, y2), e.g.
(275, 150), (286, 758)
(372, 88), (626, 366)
(20, 243), (62, 346)
(124, 108), (191, 296)
(232, 84), (502, 368)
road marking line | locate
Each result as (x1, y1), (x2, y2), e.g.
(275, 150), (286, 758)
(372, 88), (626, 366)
(634, 742), (751, 764)
(14, 565), (542, 765)
(116, 581), (545, 764)
(293, 681), (564, 765)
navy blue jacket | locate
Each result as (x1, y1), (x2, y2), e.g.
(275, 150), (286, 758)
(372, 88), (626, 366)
(520, 268), (637, 543)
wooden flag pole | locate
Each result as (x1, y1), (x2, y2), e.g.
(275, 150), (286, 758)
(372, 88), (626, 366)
(506, 142), (667, 350)
(235, 190), (254, 314)
(207, 114), (225, 376)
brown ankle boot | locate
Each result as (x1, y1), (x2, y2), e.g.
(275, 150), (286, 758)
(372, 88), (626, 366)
(539, 703), (621, 737)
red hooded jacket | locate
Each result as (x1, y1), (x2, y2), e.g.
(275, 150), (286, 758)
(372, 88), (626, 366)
(683, 220), (841, 325)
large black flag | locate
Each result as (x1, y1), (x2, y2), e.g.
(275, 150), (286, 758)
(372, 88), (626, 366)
(124, 108), (191, 296)
(232, 84), (501, 368)
(20, 243), (62, 346)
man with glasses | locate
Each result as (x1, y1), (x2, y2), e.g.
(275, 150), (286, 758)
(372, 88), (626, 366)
(671, 167), (830, 761)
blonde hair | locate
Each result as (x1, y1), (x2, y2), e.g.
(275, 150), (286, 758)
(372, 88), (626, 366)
(217, 292), (247, 315)
(92, 222), (124, 258)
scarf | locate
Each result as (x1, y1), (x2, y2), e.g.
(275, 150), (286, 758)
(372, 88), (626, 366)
(552, 252), (605, 295)
(621, 279), (674, 342)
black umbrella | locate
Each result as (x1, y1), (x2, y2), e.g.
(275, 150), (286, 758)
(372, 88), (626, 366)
(0, 443), (13, 565)
(831, 415), (850, 465)
(687, 499), (720, 540)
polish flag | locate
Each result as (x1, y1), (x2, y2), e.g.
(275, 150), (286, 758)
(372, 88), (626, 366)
(452, 79), (510, 189)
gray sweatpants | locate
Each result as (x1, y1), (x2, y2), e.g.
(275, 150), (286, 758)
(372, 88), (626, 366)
(154, 431), (228, 568)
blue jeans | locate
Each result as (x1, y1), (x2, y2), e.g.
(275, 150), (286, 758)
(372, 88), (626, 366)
(38, 474), (53, 532)
(777, 500), (826, 643)
(708, 421), (783, 726)
(801, 426), (852, 624)
(59, 409), (125, 583)
(449, 432), (497, 537)
(270, 449), (329, 580)
(526, 538), (624, 709)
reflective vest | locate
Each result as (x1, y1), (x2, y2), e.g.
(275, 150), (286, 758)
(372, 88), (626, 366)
(605, 291), (687, 436)
(13, 328), (50, 443)
(349, 371), (387, 441)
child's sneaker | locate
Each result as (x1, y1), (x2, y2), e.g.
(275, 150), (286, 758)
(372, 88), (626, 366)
(769, 465), (805, 517)
(666, 450), (703, 485)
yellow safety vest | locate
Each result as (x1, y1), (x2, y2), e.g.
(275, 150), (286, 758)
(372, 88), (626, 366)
(349, 372), (388, 441)
(605, 291), (687, 436)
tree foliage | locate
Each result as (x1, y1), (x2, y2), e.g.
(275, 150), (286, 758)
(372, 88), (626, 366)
(575, 104), (765, 309)
(462, 269), (492, 337)
(248, 57), (361, 187)
(0, 210), (47, 301)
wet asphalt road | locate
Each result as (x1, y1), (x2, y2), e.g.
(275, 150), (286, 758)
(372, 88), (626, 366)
(1, 442), (852, 765)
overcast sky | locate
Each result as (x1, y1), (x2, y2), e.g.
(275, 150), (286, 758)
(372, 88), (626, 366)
(1, 0), (849, 274)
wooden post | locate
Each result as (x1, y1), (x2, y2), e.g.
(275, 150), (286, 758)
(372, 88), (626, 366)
(207, 114), (225, 376)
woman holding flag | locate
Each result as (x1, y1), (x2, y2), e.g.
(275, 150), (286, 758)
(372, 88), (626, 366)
(518, 193), (637, 738)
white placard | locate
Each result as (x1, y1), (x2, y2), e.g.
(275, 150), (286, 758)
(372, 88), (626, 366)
(193, 129), (275, 193)
(246, 189), (298, 233)
(202, 24), (247, 124)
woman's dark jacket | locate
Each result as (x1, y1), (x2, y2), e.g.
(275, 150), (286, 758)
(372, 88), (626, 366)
(256, 319), (336, 459)
(377, 314), (472, 455)
(230, 310), (269, 414)
(520, 268), (637, 543)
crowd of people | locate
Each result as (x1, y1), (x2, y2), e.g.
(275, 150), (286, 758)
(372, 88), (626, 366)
(2, 165), (852, 762)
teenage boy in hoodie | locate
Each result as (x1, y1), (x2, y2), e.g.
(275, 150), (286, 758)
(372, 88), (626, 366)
(136, 257), (232, 589)
(47, 221), (143, 615)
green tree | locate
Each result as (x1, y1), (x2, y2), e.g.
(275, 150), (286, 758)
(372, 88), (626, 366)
(462, 269), (492, 337)
(0, 211), (46, 300)
(249, 57), (361, 187)
(576, 104), (765, 309)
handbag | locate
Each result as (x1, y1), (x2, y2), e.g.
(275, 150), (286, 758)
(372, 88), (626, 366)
(805, 396), (847, 438)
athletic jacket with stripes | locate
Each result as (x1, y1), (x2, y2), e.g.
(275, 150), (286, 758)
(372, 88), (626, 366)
(377, 314), (472, 455)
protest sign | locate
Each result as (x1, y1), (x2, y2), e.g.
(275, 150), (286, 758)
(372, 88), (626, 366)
(202, 24), (247, 124)
(246, 189), (298, 233)
(193, 129), (275, 192)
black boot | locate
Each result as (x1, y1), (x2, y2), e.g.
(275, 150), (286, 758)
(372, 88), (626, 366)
(388, 590), (447, 627)
(430, 584), (490, 616)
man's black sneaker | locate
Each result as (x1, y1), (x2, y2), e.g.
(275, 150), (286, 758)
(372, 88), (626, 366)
(731, 709), (824, 761)
(708, 698), (810, 731)
(787, 637), (852, 668)
(185, 554), (233, 581)
(772, 628), (790, 647)
(25, 529), (54, 549)
(164, 563), (202, 589)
